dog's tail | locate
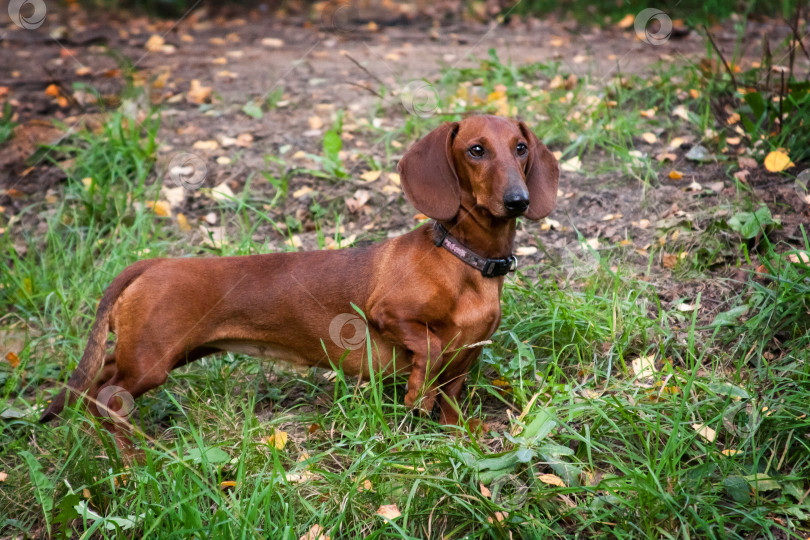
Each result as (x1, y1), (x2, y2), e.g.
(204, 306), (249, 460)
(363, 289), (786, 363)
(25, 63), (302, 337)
(39, 260), (157, 423)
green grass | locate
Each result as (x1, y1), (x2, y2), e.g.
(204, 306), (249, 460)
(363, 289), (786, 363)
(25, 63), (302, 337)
(0, 103), (15, 145)
(511, 0), (802, 26)
(2, 32), (810, 539)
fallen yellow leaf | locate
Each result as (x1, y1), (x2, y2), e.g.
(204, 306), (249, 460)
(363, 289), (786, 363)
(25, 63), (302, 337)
(357, 478), (373, 492)
(480, 483), (492, 498)
(5, 352), (20, 368)
(615, 13), (635, 29)
(692, 423), (717, 442)
(631, 355), (657, 378)
(487, 84), (511, 116)
(176, 213), (191, 232)
(147, 200), (172, 217)
(764, 150), (794, 172)
(299, 524), (329, 540)
(641, 132), (658, 144)
(376, 504), (401, 520)
(187, 79), (212, 105)
(192, 140), (219, 151)
(487, 511), (508, 523)
(537, 473), (566, 487)
(264, 430), (288, 450)
(360, 170), (382, 182)
(144, 34), (165, 52)
(787, 252), (810, 264)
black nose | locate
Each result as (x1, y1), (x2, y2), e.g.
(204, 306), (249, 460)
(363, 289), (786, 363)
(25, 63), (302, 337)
(504, 190), (529, 214)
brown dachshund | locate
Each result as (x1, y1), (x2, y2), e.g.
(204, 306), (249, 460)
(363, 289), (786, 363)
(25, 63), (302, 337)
(40, 115), (559, 434)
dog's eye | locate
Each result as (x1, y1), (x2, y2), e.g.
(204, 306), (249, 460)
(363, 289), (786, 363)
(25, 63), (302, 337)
(516, 143), (528, 156)
(468, 145), (485, 158)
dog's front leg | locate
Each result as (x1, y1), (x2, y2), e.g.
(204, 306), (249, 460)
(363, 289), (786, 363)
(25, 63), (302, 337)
(436, 347), (482, 425)
(375, 316), (444, 414)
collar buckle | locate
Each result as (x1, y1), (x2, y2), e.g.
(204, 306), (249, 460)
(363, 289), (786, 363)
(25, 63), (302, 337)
(434, 222), (518, 278)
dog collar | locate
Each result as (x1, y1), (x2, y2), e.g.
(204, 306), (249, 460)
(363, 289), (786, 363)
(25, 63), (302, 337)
(433, 222), (517, 278)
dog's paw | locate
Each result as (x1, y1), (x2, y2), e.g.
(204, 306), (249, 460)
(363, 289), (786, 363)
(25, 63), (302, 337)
(404, 388), (436, 415)
(466, 417), (489, 433)
(404, 388), (419, 409)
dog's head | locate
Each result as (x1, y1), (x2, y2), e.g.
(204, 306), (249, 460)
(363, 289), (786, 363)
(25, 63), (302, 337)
(398, 115), (559, 222)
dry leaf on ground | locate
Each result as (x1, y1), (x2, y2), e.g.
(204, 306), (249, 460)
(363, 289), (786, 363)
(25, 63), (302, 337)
(631, 355), (657, 378)
(537, 473), (566, 487)
(299, 524), (329, 540)
(360, 170), (382, 182)
(376, 504), (401, 520)
(145, 34), (165, 52)
(199, 225), (226, 248)
(263, 431), (288, 450)
(187, 79), (212, 104)
(345, 189), (370, 213)
(764, 150), (794, 172)
(210, 182), (235, 202)
(692, 423), (717, 442)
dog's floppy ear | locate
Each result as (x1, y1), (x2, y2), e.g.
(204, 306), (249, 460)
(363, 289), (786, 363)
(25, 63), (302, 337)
(519, 122), (559, 221)
(398, 122), (461, 221)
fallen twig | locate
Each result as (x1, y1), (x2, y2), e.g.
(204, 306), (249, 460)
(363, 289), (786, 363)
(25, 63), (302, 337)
(703, 24), (738, 90)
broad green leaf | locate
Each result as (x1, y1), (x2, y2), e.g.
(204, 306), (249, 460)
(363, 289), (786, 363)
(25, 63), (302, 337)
(515, 447), (534, 463)
(184, 446), (231, 464)
(475, 452), (520, 472)
(241, 101), (263, 119)
(744, 473), (781, 492)
(521, 407), (557, 441)
(478, 467), (515, 485)
(727, 206), (777, 239)
(322, 130), (342, 161)
(708, 382), (750, 400)
(743, 92), (766, 121)
(20, 450), (54, 535)
(75, 500), (143, 531)
(723, 475), (751, 503)
(536, 442), (575, 456)
(709, 306), (749, 328)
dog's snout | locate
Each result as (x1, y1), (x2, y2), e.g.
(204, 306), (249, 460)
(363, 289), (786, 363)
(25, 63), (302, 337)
(503, 189), (530, 214)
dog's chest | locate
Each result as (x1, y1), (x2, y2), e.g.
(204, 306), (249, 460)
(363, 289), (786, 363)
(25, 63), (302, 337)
(451, 278), (502, 339)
